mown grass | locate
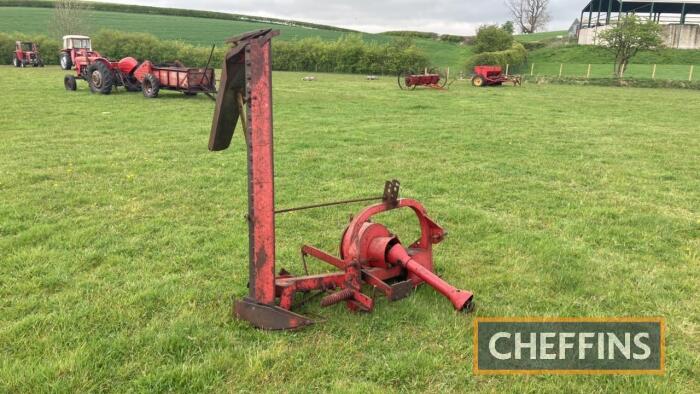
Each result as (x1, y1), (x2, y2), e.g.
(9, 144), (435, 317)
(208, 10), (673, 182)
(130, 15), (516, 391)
(1, 67), (699, 392)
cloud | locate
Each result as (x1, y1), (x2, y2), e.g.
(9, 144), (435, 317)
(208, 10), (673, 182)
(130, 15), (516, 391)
(92, 0), (585, 35)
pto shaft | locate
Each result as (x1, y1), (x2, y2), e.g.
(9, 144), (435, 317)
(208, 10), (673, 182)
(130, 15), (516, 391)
(383, 241), (473, 311)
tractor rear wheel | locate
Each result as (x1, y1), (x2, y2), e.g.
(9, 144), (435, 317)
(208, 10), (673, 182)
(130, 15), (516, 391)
(142, 73), (160, 98)
(87, 62), (114, 95)
(60, 52), (72, 70)
(471, 76), (485, 87)
(12, 55), (20, 68)
(64, 75), (77, 91)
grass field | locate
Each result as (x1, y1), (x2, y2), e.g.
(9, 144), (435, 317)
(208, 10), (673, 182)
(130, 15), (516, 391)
(4, 6), (700, 74)
(0, 6), (469, 70)
(514, 30), (568, 42)
(1, 66), (699, 392)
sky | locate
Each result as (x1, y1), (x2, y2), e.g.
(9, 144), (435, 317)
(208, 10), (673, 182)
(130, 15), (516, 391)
(93, 0), (587, 35)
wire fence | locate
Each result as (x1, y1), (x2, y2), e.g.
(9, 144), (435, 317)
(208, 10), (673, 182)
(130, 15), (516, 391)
(511, 63), (697, 81)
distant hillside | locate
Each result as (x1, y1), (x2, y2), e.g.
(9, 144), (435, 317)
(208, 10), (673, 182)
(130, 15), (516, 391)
(5, 2), (691, 72)
(0, 5), (471, 71)
(0, 0), (357, 32)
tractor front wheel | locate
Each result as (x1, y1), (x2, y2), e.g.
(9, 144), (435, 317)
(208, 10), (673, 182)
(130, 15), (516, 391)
(471, 76), (485, 87)
(142, 73), (160, 98)
(59, 52), (72, 70)
(12, 55), (20, 68)
(64, 75), (77, 91)
(87, 62), (114, 95)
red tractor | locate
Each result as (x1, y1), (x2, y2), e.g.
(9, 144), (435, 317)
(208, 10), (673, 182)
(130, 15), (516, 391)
(471, 65), (521, 87)
(61, 35), (216, 98)
(13, 41), (44, 67)
(60, 35), (136, 94)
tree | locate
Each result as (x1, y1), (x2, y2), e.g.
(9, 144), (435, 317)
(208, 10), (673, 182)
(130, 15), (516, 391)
(598, 15), (663, 77)
(49, 0), (90, 38)
(506, 0), (550, 34)
(473, 25), (513, 54)
(501, 21), (515, 35)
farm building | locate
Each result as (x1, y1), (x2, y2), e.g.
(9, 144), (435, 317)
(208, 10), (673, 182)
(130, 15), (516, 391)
(577, 0), (700, 48)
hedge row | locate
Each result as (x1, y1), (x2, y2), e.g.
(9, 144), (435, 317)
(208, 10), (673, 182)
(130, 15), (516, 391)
(466, 43), (528, 68)
(1, 30), (429, 74)
(92, 30), (223, 68)
(439, 34), (467, 43)
(383, 30), (468, 44)
(0, 0), (356, 32)
(382, 31), (439, 40)
(521, 41), (547, 51)
(271, 35), (429, 74)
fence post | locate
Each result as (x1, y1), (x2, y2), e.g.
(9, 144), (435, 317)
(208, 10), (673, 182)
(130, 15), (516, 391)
(559, 63), (563, 78)
(690, 65), (695, 81)
(587, 64), (591, 79)
(652, 64), (656, 80)
(530, 63), (535, 76)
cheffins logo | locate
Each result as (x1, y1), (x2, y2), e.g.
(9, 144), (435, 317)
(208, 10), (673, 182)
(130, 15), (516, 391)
(473, 317), (665, 375)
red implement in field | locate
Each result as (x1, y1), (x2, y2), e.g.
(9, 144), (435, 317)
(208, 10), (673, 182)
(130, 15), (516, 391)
(132, 60), (216, 98)
(398, 69), (448, 90)
(62, 35), (216, 99)
(209, 29), (474, 330)
(471, 65), (521, 87)
(13, 41), (43, 67)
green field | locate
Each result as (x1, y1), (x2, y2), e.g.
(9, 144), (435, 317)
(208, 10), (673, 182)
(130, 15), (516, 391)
(4, 5), (700, 74)
(514, 30), (568, 42)
(0, 6), (361, 43)
(1, 66), (699, 392)
(0, 6), (468, 70)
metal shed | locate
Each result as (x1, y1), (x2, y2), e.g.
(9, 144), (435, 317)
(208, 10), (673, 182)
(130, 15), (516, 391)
(579, 0), (700, 28)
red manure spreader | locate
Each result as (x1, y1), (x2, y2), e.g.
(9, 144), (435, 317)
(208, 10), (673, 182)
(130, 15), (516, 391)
(13, 41), (44, 67)
(471, 65), (522, 87)
(61, 35), (216, 98)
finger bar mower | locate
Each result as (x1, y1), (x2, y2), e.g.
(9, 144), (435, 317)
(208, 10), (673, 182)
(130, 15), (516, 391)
(209, 30), (473, 330)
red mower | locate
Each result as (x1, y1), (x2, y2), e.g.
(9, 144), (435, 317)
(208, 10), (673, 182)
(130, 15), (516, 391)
(398, 68), (449, 90)
(471, 65), (521, 87)
(13, 41), (44, 67)
(61, 35), (216, 99)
